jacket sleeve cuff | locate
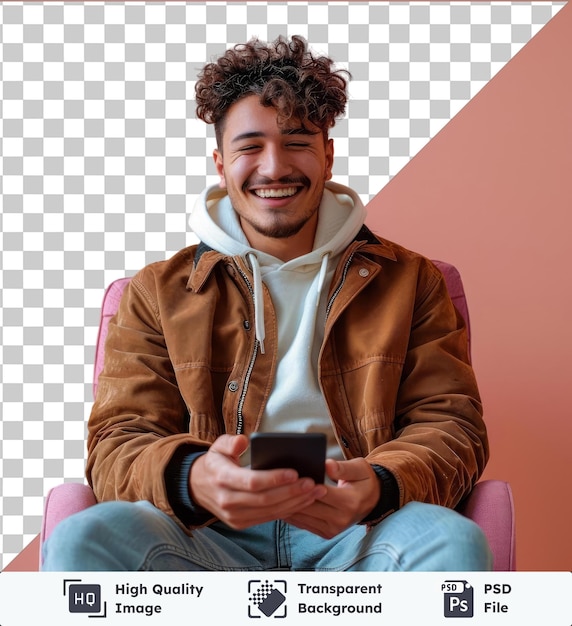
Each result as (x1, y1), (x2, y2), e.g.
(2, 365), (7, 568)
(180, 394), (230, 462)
(165, 446), (213, 527)
(360, 464), (400, 525)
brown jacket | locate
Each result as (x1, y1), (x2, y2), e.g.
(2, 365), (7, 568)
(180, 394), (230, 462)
(87, 226), (488, 528)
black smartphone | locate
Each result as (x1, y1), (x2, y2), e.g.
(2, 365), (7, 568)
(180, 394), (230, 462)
(249, 432), (326, 483)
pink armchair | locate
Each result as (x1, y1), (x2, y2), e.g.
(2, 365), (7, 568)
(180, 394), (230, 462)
(40, 261), (516, 571)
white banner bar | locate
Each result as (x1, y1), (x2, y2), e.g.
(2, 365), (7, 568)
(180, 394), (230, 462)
(0, 572), (570, 624)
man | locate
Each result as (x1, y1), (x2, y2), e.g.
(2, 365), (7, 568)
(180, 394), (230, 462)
(42, 36), (491, 571)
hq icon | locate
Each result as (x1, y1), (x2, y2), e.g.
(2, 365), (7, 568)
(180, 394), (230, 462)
(442, 580), (474, 618)
(64, 579), (107, 618)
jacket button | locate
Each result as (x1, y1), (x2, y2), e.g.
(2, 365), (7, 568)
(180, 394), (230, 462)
(228, 380), (239, 392)
(243, 320), (251, 330)
(359, 268), (370, 277)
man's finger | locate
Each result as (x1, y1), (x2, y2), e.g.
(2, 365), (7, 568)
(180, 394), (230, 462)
(210, 433), (249, 460)
(325, 457), (374, 484)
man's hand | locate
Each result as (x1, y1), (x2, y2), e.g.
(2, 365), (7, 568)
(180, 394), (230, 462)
(283, 458), (381, 539)
(189, 434), (327, 529)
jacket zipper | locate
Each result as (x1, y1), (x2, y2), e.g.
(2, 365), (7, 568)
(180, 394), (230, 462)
(234, 263), (259, 435)
(321, 250), (357, 455)
(325, 250), (356, 320)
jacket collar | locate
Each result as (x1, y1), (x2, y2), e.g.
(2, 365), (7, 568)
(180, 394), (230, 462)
(187, 224), (397, 292)
(187, 246), (227, 292)
(353, 225), (398, 262)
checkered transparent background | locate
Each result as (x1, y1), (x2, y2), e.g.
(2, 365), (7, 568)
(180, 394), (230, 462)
(0, 1), (564, 568)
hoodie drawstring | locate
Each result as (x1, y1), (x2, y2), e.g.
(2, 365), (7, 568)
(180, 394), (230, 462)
(316, 254), (330, 308)
(247, 252), (266, 354)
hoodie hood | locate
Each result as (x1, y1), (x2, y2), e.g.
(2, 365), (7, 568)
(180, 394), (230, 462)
(188, 180), (366, 262)
(188, 180), (367, 352)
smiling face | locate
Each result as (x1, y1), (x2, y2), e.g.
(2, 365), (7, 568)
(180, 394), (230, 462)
(213, 95), (334, 260)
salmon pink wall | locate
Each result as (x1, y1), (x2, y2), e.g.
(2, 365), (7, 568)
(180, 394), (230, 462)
(366, 2), (572, 570)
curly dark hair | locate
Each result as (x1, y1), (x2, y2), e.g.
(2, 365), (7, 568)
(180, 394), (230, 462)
(195, 35), (350, 146)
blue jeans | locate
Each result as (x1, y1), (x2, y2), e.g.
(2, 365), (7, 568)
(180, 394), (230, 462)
(41, 500), (492, 571)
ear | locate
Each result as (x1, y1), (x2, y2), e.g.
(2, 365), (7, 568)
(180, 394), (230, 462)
(213, 149), (226, 188)
(325, 138), (334, 181)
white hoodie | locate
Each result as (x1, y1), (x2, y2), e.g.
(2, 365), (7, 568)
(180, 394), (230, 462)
(188, 181), (367, 461)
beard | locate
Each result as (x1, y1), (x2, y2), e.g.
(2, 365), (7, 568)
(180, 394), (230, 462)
(241, 206), (318, 239)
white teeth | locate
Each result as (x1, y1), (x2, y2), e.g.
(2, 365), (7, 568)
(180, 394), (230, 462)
(254, 187), (298, 198)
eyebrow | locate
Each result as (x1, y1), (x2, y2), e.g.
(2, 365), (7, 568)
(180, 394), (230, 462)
(282, 127), (320, 136)
(231, 127), (320, 144)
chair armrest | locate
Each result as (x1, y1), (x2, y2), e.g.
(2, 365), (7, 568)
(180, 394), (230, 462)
(41, 483), (97, 546)
(458, 479), (516, 571)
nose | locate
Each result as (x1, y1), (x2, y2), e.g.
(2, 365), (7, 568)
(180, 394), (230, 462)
(256, 143), (293, 180)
